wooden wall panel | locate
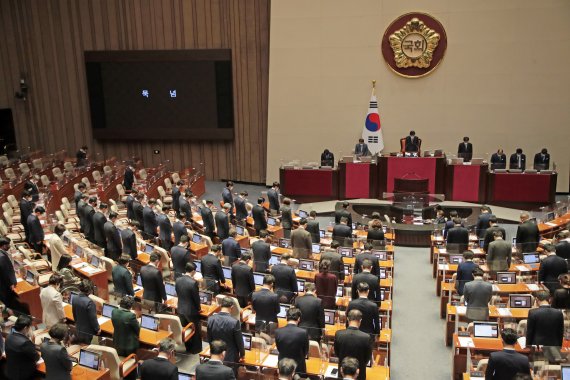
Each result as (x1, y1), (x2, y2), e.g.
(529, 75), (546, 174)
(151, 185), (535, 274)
(0, 0), (269, 183)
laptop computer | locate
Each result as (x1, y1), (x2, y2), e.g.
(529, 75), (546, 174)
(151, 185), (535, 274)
(336, 285), (344, 298)
(192, 233), (202, 244)
(242, 332), (253, 350)
(78, 349), (101, 370)
(545, 211), (555, 222)
(165, 282), (177, 297)
(145, 243), (154, 254)
(279, 238), (291, 249)
(199, 291), (213, 305)
(267, 217), (277, 226)
(324, 309), (336, 325)
(297, 279), (305, 293)
(448, 254), (464, 264)
(523, 253), (540, 265)
(140, 314), (159, 331)
(25, 269), (35, 285)
(379, 268), (387, 279)
(235, 225), (245, 236)
(178, 372), (192, 380)
(75, 245), (83, 257)
(371, 250), (387, 261)
(195, 261), (202, 273)
(509, 294), (532, 308)
(497, 272), (516, 284)
(90, 254), (101, 268)
(338, 247), (354, 258)
(222, 266), (232, 279)
(562, 365), (570, 380)
(299, 259), (315, 271)
(136, 273), (142, 287)
(511, 237), (517, 247)
(311, 243), (321, 254)
(478, 238), (485, 248)
(277, 304), (290, 319)
(298, 210), (308, 218)
(343, 264), (352, 276)
(380, 287), (387, 301)
(319, 230), (325, 238)
(269, 254), (280, 266)
(102, 303), (118, 318)
(253, 272), (265, 286)
(473, 322), (499, 338)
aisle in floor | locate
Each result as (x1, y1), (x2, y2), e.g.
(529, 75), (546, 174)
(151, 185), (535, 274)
(390, 246), (451, 379)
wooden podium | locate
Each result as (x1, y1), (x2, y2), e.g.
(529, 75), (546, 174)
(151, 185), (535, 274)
(394, 178), (429, 194)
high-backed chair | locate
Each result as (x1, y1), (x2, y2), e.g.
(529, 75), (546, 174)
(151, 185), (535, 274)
(157, 186), (172, 205)
(64, 161), (74, 175)
(171, 172), (180, 184)
(61, 197), (75, 214)
(0, 155), (8, 167)
(0, 220), (25, 242)
(138, 169), (148, 181)
(103, 165), (113, 177)
(52, 167), (64, 182)
(4, 168), (16, 181)
(19, 163), (31, 177)
(32, 159), (43, 171)
(164, 178), (173, 192)
(400, 137), (422, 154)
(92, 170), (102, 183)
(40, 174), (51, 190)
(85, 345), (138, 380)
(155, 314), (195, 352)
(115, 184), (128, 202)
(7, 195), (18, 210)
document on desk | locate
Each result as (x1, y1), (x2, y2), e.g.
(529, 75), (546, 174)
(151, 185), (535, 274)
(262, 355), (279, 368)
(517, 336), (526, 349)
(546, 222), (558, 227)
(497, 308), (512, 317)
(492, 284), (499, 292)
(97, 316), (110, 325)
(458, 337), (475, 348)
(82, 266), (101, 274)
(455, 306), (466, 315)
(72, 262), (87, 269)
(526, 284), (540, 291)
(516, 265), (529, 271)
(438, 248), (446, 253)
(439, 264), (449, 271)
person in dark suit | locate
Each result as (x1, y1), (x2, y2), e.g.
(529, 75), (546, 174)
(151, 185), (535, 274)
(157, 206), (173, 251)
(334, 309), (373, 380)
(433, 208), (446, 225)
(195, 340), (236, 380)
(533, 148), (550, 170)
(201, 245), (226, 295)
(27, 205), (45, 253)
(275, 308), (309, 376)
(280, 198), (293, 239)
(367, 219), (385, 246)
(333, 216), (352, 247)
(207, 297), (245, 369)
(111, 295), (140, 356)
(353, 244), (380, 277)
(77, 193), (89, 234)
(83, 196), (97, 243)
(267, 182), (281, 214)
(74, 183), (86, 209)
(294, 282), (325, 341)
(463, 267), (493, 321)
(251, 274), (280, 332)
(539, 244), (568, 294)
(516, 212), (540, 253)
(321, 148), (334, 167)
(340, 357), (361, 380)
(475, 205), (493, 238)
(252, 231), (271, 273)
(320, 241), (345, 282)
(103, 211), (122, 260)
(0, 237), (18, 312)
(443, 210), (458, 239)
(555, 231), (570, 260)
(335, 201), (353, 227)
(72, 280), (100, 344)
(19, 191), (34, 243)
(123, 164), (135, 191)
(446, 218), (469, 253)
(75, 145), (88, 167)
(234, 191), (248, 222)
(482, 217), (506, 252)
(171, 235), (192, 279)
(252, 197), (268, 236)
(143, 198), (158, 239)
(490, 149), (507, 170)
(120, 220), (139, 260)
(485, 328), (530, 379)
(552, 274), (570, 310)
(5, 314), (40, 380)
(125, 189), (137, 220)
(176, 262), (202, 354)
(112, 255), (134, 296)
(140, 253), (166, 306)
(347, 282), (380, 337)
(351, 259), (380, 302)
(315, 259), (338, 309)
(92, 203), (108, 249)
(457, 136), (473, 161)
(404, 130), (420, 152)
(40, 323), (72, 380)
(170, 180), (182, 215)
(487, 231), (512, 274)
(178, 192), (193, 223)
(231, 252), (255, 307)
(172, 213), (189, 246)
(455, 251), (478, 296)
(509, 148), (526, 170)
(215, 204), (231, 240)
(221, 180), (234, 210)
(132, 193), (145, 228)
(526, 290), (564, 362)
(354, 138), (371, 157)
(139, 338), (178, 380)
(200, 200), (216, 239)
(291, 218), (312, 259)
(306, 211), (320, 243)
(271, 253), (298, 303)
(221, 229), (241, 265)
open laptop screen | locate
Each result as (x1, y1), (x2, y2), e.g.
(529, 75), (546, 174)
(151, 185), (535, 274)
(235, 225), (245, 236)
(178, 373), (192, 380)
(448, 255), (464, 264)
(297, 279), (305, 293)
(195, 261), (202, 273)
(269, 254), (280, 266)
(523, 253), (540, 264)
(242, 332), (252, 350)
(90, 255), (100, 268)
(298, 210), (308, 218)
(145, 243), (154, 253)
(267, 217), (276, 226)
(338, 247), (353, 258)
(299, 259), (315, 271)
(336, 285), (344, 297)
(192, 234), (202, 244)
(253, 272), (265, 286)
(199, 291), (213, 305)
(497, 272), (516, 284)
(509, 294), (532, 308)
(371, 250), (387, 261)
(562, 365), (570, 380)
(279, 238), (291, 248)
(324, 309), (335, 325)
(222, 266), (232, 279)
(78, 349), (101, 370)
(473, 322), (498, 338)
(140, 314), (159, 331)
(165, 282), (177, 297)
(277, 304), (290, 319)
(102, 303), (118, 318)
(311, 243), (321, 254)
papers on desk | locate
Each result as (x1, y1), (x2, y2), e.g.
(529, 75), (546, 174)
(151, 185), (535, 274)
(438, 248), (447, 254)
(470, 376), (484, 380)
(492, 285), (499, 292)
(455, 306), (466, 315)
(324, 365), (339, 378)
(517, 336), (526, 349)
(16, 277), (23, 283)
(546, 222), (558, 227)
(516, 265), (529, 272)
(262, 355), (278, 368)
(497, 308), (512, 317)
(439, 264), (449, 271)
(97, 316), (110, 325)
(458, 337), (475, 348)
(247, 314), (256, 324)
(72, 262), (87, 269)
(82, 266), (101, 274)
(269, 245), (278, 251)
(62, 302), (70, 308)
(526, 284), (540, 291)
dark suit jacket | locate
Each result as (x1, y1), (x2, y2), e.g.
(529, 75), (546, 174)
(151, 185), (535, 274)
(457, 142), (473, 161)
(251, 288), (280, 328)
(234, 197), (248, 220)
(175, 275), (201, 319)
(207, 311), (245, 364)
(215, 211), (230, 240)
(490, 153), (507, 169)
(200, 206), (215, 235)
(405, 135), (419, 152)
(120, 228), (137, 259)
(83, 204), (96, 241)
(334, 326), (372, 380)
(222, 238), (241, 263)
(483, 225), (506, 252)
(27, 214), (44, 243)
(347, 298), (380, 336)
(77, 199), (87, 233)
(539, 255), (568, 293)
(267, 188), (280, 211)
(533, 152), (550, 170)
(455, 261), (477, 296)
(321, 151), (334, 166)
(123, 167), (134, 190)
(320, 250), (345, 281)
(556, 241), (570, 260)
(143, 206), (158, 237)
(446, 226), (469, 253)
(516, 220), (540, 253)
(485, 349), (530, 380)
(74, 190), (83, 208)
(19, 198), (34, 231)
(280, 205), (293, 229)
(172, 221), (188, 246)
(553, 288), (570, 310)
(158, 213), (172, 243)
(92, 211), (108, 247)
(72, 293), (100, 343)
(111, 307), (140, 356)
(509, 153), (526, 170)
(334, 209), (353, 227)
(476, 213), (492, 238)
(133, 201), (144, 227)
(195, 360), (235, 380)
(306, 219), (320, 243)
(0, 249), (17, 303)
(171, 245), (191, 278)
(5, 331), (40, 380)
(332, 224), (352, 246)
(104, 221), (122, 258)
(271, 263), (298, 302)
(221, 188), (233, 207)
(252, 240), (271, 273)
(231, 261), (255, 298)
(487, 239), (512, 272)
(252, 205), (267, 232)
(171, 186), (181, 212)
(112, 264), (134, 296)
(201, 254), (225, 283)
(355, 143), (371, 156)
(179, 198), (192, 222)
(275, 324), (309, 374)
(125, 194), (135, 220)
(351, 272), (380, 302)
(140, 264), (166, 304)
(295, 294), (325, 341)
(139, 356), (178, 380)
(354, 252), (380, 277)
(40, 341), (72, 380)
(526, 305), (564, 347)
(315, 272), (338, 309)
(463, 279), (493, 321)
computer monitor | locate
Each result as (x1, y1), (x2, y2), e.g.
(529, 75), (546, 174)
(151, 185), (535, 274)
(379, 267), (387, 279)
(297, 279), (305, 293)
(178, 372), (192, 380)
(242, 332), (253, 350)
(511, 237), (517, 247)
(269, 254), (280, 266)
(90, 255), (100, 268)
(336, 285), (344, 297)
(75, 245), (83, 257)
(343, 264), (352, 276)
(473, 322), (499, 338)
(372, 250), (387, 261)
(140, 314), (159, 331)
(165, 282), (177, 297)
(78, 349), (101, 370)
(222, 266), (232, 279)
(546, 211), (555, 222)
(478, 239), (485, 248)
(380, 287), (387, 301)
(277, 304), (290, 319)
(338, 247), (353, 258)
(145, 243), (154, 254)
(319, 230), (325, 238)
(299, 259), (315, 271)
(279, 238), (291, 249)
(352, 222), (357, 230)
(240, 248), (249, 256)
(195, 261), (201, 273)
(298, 210), (308, 218)
(253, 272), (265, 286)
(102, 303), (118, 318)
(509, 294), (532, 308)
(25, 270), (35, 285)
(235, 225), (245, 236)
(561, 365), (570, 380)
(62, 235), (70, 245)
(311, 243), (321, 254)
(70, 291), (79, 305)
(136, 273), (142, 287)
(448, 254), (464, 264)
(324, 309), (335, 325)
(267, 217), (277, 226)
(523, 253), (540, 264)
(199, 291), (213, 305)
(497, 272), (516, 284)
(192, 234), (202, 244)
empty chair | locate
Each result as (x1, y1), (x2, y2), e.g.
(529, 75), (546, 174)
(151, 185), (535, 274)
(138, 169), (147, 181)
(52, 167), (64, 182)
(99, 256), (116, 282)
(86, 345), (138, 380)
(4, 211), (22, 230)
(155, 314), (195, 353)
(92, 170), (102, 183)
(40, 174), (50, 188)
(476, 358), (488, 372)
(81, 177), (91, 189)
(32, 159), (43, 170)
(19, 163), (31, 176)
(55, 210), (77, 230)
(0, 155), (8, 167)
(103, 165), (113, 177)
(115, 184), (128, 202)
(63, 161), (74, 174)
(157, 186), (172, 204)
(61, 197), (74, 212)
(163, 178), (173, 192)
(4, 168), (16, 181)
(7, 195), (18, 210)
(0, 220), (25, 242)
(171, 172), (180, 184)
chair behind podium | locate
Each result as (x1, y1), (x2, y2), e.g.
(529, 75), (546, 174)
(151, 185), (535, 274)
(400, 137), (422, 154)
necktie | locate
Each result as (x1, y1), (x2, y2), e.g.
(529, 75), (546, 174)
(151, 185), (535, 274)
(518, 155), (521, 168)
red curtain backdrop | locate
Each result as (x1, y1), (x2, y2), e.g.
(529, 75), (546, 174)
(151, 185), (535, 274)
(493, 174), (551, 202)
(451, 165), (480, 202)
(284, 170), (333, 196)
(386, 157), (437, 193)
(345, 163), (370, 198)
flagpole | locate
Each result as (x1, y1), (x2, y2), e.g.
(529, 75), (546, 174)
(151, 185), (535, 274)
(372, 79), (376, 96)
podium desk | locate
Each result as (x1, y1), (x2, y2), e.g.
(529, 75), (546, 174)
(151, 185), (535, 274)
(15, 279), (42, 321)
(538, 212), (570, 238)
(445, 164), (488, 203)
(378, 156), (446, 195)
(338, 161), (377, 199)
(487, 172), (557, 208)
(280, 167), (339, 203)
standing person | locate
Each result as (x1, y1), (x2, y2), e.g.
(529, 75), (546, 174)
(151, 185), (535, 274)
(171, 180), (184, 217)
(404, 130), (420, 152)
(347, 283), (380, 338)
(476, 205), (493, 238)
(332, 217), (352, 247)
(334, 309), (373, 380)
(75, 145), (88, 167)
(139, 339), (179, 380)
(176, 262), (202, 354)
(294, 282), (325, 342)
(486, 328), (531, 379)
(201, 245), (226, 295)
(252, 230), (271, 273)
(367, 219), (385, 247)
(552, 274), (570, 310)
(19, 191), (34, 243)
(274, 308), (309, 376)
(490, 149), (507, 170)
(49, 224), (67, 270)
(140, 253), (167, 308)
(123, 164), (135, 191)
(111, 295), (140, 357)
(125, 189), (137, 221)
(533, 148), (550, 171)
(112, 255), (134, 297)
(40, 323), (73, 380)
(252, 197), (267, 236)
(483, 217), (506, 252)
(509, 148), (526, 170)
(104, 211), (122, 260)
(279, 198), (293, 239)
(463, 267), (493, 321)
(120, 220), (139, 260)
(132, 193), (145, 228)
(172, 212), (189, 246)
(200, 200), (216, 240)
(221, 181), (234, 211)
(457, 136), (473, 161)
(315, 260), (338, 309)
(178, 190), (193, 223)
(353, 243), (380, 277)
(231, 252), (255, 308)
(92, 203), (108, 249)
(234, 191), (248, 223)
(207, 297), (245, 371)
(251, 274), (280, 332)
(157, 206), (173, 251)
(487, 231), (512, 274)
(446, 218), (469, 253)
(271, 253), (298, 303)
(516, 211), (540, 253)
(215, 204), (231, 241)
(320, 241), (345, 282)
(171, 235), (192, 279)
(40, 274), (65, 328)
(195, 340), (236, 380)
(143, 198), (158, 239)
(526, 290), (565, 362)
(455, 251), (478, 296)
(27, 206), (45, 253)
(539, 244), (568, 294)
(83, 196), (97, 243)
(306, 211), (320, 243)
(351, 259), (380, 302)
(267, 182), (281, 215)
(354, 138), (371, 157)
(340, 357), (362, 380)
(5, 315), (40, 380)
(71, 280), (100, 344)
(221, 228), (241, 266)
(74, 183), (86, 209)
(23, 177), (39, 202)
(555, 231), (570, 260)
(290, 218), (312, 259)
(335, 201), (353, 227)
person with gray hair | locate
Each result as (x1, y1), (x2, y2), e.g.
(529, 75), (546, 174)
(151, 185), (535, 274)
(215, 203), (231, 240)
(139, 338), (178, 379)
(277, 358), (297, 380)
(195, 340), (236, 380)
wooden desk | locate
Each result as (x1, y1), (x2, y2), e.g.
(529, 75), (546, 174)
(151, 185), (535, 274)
(189, 241), (209, 258)
(538, 212), (570, 238)
(15, 279), (42, 321)
(37, 360), (110, 380)
(70, 261), (109, 300)
(280, 167), (340, 203)
(486, 172), (557, 209)
(133, 289), (220, 318)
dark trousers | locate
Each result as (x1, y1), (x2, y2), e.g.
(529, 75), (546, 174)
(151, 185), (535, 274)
(160, 239), (173, 251)
(236, 295), (249, 308)
(179, 314), (202, 354)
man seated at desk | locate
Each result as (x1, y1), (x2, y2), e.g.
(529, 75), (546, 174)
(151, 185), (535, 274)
(533, 148), (550, 170)
(354, 138), (371, 157)
(321, 148), (334, 167)
(404, 130), (420, 152)
(490, 149), (507, 170)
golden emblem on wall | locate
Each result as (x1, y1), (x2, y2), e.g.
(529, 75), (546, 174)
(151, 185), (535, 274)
(389, 17), (440, 69)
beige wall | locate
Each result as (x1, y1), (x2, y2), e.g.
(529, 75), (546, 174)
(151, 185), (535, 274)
(267, 0), (570, 192)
